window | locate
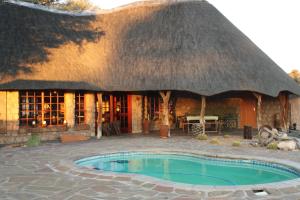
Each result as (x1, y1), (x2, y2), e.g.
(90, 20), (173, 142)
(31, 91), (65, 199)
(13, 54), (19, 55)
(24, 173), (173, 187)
(148, 96), (161, 120)
(75, 92), (85, 124)
(19, 91), (65, 127)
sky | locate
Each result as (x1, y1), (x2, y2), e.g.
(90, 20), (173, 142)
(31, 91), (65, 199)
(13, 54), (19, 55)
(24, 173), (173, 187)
(90, 0), (300, 73)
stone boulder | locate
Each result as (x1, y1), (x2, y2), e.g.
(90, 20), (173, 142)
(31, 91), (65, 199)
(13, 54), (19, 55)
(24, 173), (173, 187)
(278, 140), (297, 151)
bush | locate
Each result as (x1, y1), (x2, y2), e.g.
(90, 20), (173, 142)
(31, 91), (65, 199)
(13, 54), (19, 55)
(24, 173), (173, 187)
(196, 134), (208, 140)
(26, 134), (41, 147)
(232, 141), (241, 147)
(210, 138), (220, 145)
(267, 142), (278, 150)
(223, 134), (230, 138)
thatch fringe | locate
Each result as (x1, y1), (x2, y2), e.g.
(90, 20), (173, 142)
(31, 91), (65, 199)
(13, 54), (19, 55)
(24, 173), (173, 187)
(0, 1), (300, 97)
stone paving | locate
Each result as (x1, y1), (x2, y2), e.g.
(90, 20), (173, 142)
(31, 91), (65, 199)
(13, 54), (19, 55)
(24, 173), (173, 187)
(1, 135), (300, 199)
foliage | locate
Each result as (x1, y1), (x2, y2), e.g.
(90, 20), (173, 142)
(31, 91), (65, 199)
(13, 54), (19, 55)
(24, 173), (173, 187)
(223, 134), (230, 138)
(232, 140), (241, 147)
(26, 134), (41, 147)
(289, 69), (300, 84)
(59, 0), (93, 12)
(210, 138), (220, 145)
(196, 134), (208, 140)
(22, 0), (58, 6)
(267, 142), (278, 150)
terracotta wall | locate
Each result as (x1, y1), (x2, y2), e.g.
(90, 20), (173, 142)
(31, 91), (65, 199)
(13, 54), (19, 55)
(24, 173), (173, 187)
(0, 91), (19, 135)
(64, 92), (75, 128)
(84, 93), (96, 136)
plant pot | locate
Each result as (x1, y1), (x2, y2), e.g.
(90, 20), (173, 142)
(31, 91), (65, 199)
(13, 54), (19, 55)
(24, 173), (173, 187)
(143, 120), (150, 134)
(160, 125), (169, 139)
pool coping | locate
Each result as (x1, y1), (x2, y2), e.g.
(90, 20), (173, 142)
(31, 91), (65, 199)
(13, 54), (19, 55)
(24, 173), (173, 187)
(49, 148), (300, 192)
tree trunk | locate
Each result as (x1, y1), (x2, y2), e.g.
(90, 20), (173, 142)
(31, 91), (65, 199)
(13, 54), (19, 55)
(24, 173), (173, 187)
(159, 91), (171, 137)
(279, 93), (289, 131)
(253, 93), (262, 131)
(97, 93), (103, 139)
(200, 96), (206, 135)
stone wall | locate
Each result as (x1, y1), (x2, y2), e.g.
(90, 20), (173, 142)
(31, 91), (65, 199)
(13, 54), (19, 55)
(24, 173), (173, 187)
(261, 96), (281, 128)
(290, 95), (300, 130)
(131, 95), (143, 133)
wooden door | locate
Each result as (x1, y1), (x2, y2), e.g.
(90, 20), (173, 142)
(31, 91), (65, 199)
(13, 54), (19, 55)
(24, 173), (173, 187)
(240, 98), (257, 128)
(114, 95), (132, 133)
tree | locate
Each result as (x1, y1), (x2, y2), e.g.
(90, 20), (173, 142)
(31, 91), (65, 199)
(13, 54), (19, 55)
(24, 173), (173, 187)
(289, 69), (300, 84)
(59, 0), (93, 12)
(22, 0), (58, 6)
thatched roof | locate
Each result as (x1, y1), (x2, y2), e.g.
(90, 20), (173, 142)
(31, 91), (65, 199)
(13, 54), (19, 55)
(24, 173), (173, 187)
(1, 0), (300, 97)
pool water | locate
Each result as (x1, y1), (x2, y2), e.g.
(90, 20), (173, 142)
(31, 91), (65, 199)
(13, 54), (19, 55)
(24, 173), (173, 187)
(75, 152), (300, 186)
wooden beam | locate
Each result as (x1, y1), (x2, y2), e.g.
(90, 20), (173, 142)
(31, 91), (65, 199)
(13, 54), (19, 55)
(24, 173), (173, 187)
(97, 93), (103, 139)
(159, 91), (171, 136)
(253, 93), (262, 130)
(200, 96), (206, 135)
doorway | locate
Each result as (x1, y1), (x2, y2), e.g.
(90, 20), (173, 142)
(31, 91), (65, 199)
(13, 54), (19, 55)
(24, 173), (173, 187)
(96, 93), (132, 134)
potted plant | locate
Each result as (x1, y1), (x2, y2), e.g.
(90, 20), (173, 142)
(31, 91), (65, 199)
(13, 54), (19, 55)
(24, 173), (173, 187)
(143, 114), (150, 134)
(160, 124), (169, 138)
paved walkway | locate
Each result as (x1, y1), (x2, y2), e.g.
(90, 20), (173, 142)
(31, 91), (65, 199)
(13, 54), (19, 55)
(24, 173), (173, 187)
(1, 135), (300, 200)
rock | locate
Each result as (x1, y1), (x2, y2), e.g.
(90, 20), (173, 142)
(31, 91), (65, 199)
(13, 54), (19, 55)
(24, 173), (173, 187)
(278, 140), (297, 151)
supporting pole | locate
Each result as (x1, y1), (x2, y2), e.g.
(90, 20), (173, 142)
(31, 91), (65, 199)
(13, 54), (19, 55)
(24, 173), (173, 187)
(143, 95), (148, 120)
(97, 93), (103, 139)
(109, 95), (113, 123)
(279, 93), (289, 131)
(200, 96), (206, 135)
(159, 91), (171, 137)
(253, 93), (262, 131)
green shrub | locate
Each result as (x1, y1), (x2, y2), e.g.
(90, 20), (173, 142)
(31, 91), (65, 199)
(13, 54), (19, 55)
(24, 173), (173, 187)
(223, 134), (230, 138)
(196, 134), (208, 140)
(26, 134), (41, 147)
(232, 141), (241, 147)
(210, 138), (220, 145)
(267, 142), (278, 150)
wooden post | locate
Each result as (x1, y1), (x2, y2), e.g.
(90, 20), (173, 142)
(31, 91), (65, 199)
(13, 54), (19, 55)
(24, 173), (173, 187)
(279, 93), (289, 131)
(159, 91), (171, 137)
(143, 95), (148, 120)
(200, 96), (206, 135)
(97, 93), (103, 139)
(253, 93), (262, 130)
(109, 95), (113, 123)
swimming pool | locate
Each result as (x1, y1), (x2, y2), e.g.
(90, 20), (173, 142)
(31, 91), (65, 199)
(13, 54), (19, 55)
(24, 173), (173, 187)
(75, 152), (300, 186)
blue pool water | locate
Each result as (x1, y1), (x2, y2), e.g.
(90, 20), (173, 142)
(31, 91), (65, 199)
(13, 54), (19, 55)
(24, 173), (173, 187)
(75, 152), (300, 186)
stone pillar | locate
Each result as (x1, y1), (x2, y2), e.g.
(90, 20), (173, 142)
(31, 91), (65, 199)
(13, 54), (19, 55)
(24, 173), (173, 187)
(64, 92), (75, 128)
(131, 95), (143, 133)
(84, 93), (96, 136)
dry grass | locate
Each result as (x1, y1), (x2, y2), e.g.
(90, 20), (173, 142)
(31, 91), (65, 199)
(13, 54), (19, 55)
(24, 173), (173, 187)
(1, 1), (300, 96)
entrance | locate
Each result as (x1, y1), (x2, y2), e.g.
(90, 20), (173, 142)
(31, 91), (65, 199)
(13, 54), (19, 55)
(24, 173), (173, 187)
(96, 94), (132, 134)
(240, 98), (257, 128)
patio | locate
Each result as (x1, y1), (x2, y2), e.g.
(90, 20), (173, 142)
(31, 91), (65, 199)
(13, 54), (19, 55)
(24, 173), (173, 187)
(1, 135), (300, 200)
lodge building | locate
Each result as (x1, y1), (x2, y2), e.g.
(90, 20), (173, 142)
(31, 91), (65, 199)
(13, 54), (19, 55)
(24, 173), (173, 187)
(0, 0), (300, 144)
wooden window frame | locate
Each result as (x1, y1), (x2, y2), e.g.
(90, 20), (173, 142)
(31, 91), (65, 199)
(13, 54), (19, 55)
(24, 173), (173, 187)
(75, 92), (85, 124)
(148, 96), (161, 120)
(19, 91), (65, 127)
